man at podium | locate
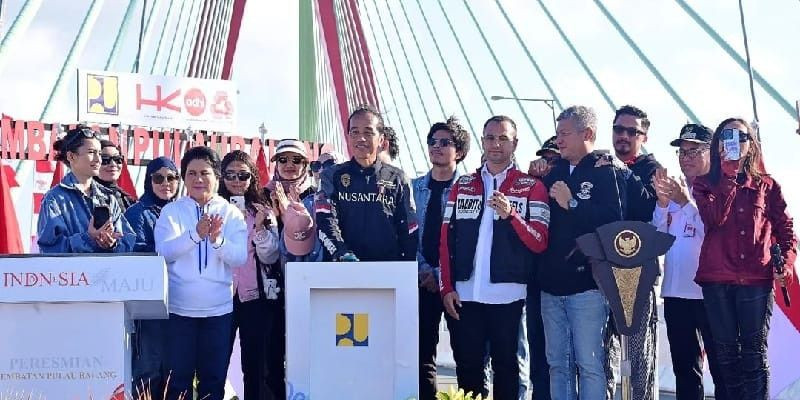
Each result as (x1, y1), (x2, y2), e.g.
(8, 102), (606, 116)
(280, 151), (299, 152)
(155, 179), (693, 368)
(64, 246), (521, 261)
(316, 105), (417, 263)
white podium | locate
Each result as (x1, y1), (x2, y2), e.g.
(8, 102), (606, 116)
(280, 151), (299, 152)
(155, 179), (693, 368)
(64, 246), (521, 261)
(0, 254), (167, 398)
(285, 261), (419, 400)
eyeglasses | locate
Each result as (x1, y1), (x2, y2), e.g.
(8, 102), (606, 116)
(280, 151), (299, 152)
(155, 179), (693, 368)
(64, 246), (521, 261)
(223, 171), (253, 181)
(427, 137), (454, 147)
(613, 125), (646, 137)
(101, 155), (124, 165)
(676, 147), (709, 159)
(310, 159), (336, 173)
(151, 173), (179, 184)
(482, 134), (513, 143)
(277, 156), (305, 165)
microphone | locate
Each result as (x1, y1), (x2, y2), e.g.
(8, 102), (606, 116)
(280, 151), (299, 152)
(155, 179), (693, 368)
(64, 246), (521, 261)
(771, 243), (792, 307)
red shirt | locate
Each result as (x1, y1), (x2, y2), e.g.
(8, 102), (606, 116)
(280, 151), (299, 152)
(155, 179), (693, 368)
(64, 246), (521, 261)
(693, 173), (796, 286)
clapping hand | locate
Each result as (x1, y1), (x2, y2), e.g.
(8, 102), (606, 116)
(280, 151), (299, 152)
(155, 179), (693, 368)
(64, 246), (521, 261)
(208, 214), (224, 243)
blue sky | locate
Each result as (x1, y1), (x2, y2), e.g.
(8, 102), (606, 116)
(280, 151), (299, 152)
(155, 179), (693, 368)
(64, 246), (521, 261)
(1, 0), (799, 215)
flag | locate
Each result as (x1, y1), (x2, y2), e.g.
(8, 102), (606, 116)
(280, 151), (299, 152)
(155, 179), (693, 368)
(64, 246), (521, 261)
(2, 164), (18, 188)
(117, 160), (138, 201)
(256, 144), (271, 187)
(50, 160), (64, 188)
(0, 159), (24, 254)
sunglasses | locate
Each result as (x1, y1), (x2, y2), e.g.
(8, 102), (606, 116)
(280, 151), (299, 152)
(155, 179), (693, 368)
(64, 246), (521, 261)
(310, 159), (336, 173)
(277, 156), (305, 165)
(64, 127), (99, 148)
(151, 173), (179, 184)
(427, 137), (454, 147)
(612, 125), (646, 137)
(101, 155), (124, 165)
(223, 171), (253, 181)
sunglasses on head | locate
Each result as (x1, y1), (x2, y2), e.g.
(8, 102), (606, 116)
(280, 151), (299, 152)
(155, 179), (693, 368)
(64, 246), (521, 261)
(277, 156), (305, 165)
(427, 137), (454, 147)
(612, 125), (646, 137)
(223, 171), (253, 181)
(151, 173), (179, 184)
(310, 159), (336, 173)
(101, 155), (124, 165)
(64, 127), (99, 148)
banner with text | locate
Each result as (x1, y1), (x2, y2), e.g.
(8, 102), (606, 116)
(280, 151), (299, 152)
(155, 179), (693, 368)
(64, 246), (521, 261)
(77, 69), (237, 132)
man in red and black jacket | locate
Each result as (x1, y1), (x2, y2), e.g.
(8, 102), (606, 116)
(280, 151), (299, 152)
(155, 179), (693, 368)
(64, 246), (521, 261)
(440, 115), (549, 399)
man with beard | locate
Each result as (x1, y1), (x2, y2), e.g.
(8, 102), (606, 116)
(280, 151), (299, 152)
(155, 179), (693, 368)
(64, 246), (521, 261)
(602, 105), (662, 400)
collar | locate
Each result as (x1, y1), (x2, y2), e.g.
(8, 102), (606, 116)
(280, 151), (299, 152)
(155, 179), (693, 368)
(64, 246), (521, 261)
(480, 162), (514, 178)
(59, 172), (107, 199)
(349, 157), (382, 175)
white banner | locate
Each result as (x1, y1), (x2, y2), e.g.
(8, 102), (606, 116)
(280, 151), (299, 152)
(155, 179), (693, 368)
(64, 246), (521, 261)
(77, 69), (237, 132)
(0, 255), (168, 319)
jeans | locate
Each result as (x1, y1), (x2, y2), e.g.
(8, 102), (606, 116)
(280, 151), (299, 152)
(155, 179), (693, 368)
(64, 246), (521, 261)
(230, 296), (276, 400)
(541, 289), (609, 400)
(132, 319), (167, 398)
(518, 305), (532, 400)
(526, 288), (551, 400)
(164, 313), (233, 400)
(452, 300), (524, 400)
(702, 284), (773, 400)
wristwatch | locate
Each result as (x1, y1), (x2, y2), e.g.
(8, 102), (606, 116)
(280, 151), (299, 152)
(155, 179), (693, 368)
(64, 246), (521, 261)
(568, 198), (578, 210)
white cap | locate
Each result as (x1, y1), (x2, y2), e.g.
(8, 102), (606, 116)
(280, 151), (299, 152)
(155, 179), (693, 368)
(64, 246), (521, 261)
(271, 139), (308, 161)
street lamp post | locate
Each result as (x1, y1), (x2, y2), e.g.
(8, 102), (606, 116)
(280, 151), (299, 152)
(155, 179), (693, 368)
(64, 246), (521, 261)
(491, 95), (558, 136)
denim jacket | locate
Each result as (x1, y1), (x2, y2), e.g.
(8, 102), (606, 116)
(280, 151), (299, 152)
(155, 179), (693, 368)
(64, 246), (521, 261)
(411, 170), (459, 281)
(37, 172), (135, 253)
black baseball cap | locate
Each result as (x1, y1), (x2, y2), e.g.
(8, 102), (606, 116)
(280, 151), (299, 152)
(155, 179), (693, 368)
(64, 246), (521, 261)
(535, 136), (559, 156)
(670, 124), (713, 147)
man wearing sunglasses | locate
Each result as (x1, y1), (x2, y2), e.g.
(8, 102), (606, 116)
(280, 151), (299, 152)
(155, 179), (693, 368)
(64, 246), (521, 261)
(411, 116), (471, 399)
(316, 105), (417, 265)
(602, 105), (663, 400)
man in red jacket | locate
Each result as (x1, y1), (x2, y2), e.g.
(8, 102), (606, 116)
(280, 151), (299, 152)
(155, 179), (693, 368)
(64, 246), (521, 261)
(440, 115), (550, 399)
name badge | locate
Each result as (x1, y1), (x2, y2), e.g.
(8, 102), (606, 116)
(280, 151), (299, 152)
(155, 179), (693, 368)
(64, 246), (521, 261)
(683, 223), (696, 238)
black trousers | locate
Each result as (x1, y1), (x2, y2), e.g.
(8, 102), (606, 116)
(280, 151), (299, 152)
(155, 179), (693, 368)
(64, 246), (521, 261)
(452, 300), (524, 400)
(230, 296), (275, 400)
(702, 284), (773, 400)
(419, 288), (461, 400)
(663, 297), (727, 400)
(526, 288), (551, 400)
(264, 297), (286, 400)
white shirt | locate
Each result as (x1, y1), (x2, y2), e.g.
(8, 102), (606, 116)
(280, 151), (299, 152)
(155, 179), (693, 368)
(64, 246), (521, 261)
(652, 190), (705, 299)
(456, 163), (527, 304)
(155, 195), (248, 317)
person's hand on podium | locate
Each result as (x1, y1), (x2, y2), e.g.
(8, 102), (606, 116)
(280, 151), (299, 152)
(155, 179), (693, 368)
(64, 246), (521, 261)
(443, 291), (461, 320)
(338, 252), (359, 262)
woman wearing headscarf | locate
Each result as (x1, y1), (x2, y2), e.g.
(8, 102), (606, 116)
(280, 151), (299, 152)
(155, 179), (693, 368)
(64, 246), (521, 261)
(124, 156), (180, 397)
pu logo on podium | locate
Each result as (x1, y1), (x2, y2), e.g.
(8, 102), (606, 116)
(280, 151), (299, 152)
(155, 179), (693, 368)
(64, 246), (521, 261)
(86, 74), (119, 115)
(336, 313), (368, 347)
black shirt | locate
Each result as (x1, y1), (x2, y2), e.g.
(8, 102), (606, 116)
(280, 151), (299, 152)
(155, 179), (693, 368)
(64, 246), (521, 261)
(422, 178), (452, 269)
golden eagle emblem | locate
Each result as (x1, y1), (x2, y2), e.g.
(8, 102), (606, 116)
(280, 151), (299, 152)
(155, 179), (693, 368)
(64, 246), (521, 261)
(340, 173), (351, 188)
(614, 230), (641, 258)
